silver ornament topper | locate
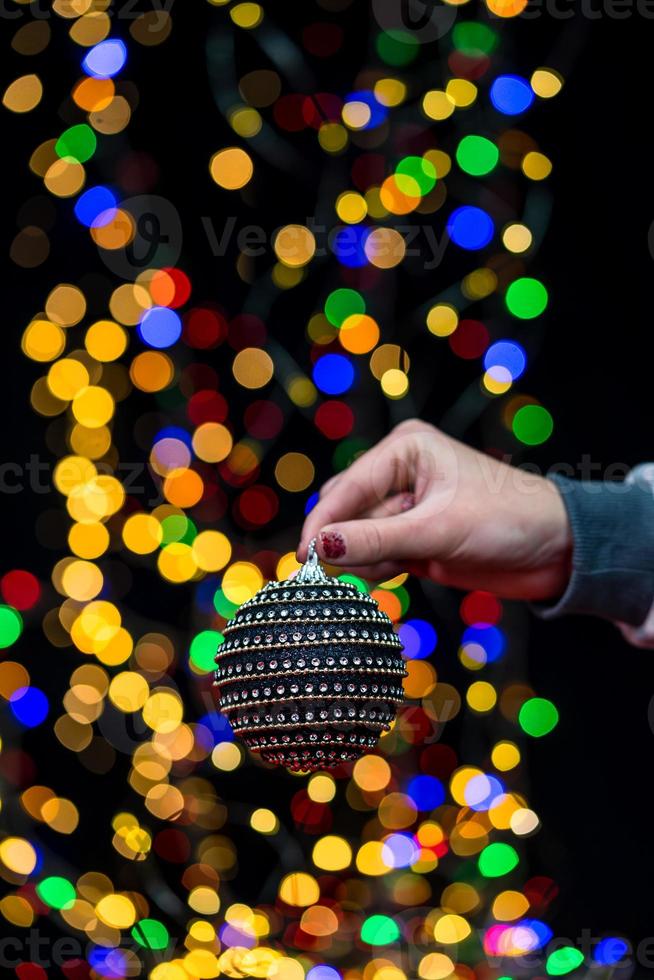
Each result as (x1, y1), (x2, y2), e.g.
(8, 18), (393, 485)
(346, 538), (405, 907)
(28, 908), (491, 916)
(294, 537), (330, 585)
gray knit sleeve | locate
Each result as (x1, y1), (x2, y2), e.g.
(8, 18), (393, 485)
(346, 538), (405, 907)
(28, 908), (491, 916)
(534, 471), (654, 628)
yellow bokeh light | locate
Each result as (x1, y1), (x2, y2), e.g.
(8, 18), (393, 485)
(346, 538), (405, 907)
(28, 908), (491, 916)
(531, 68), (564, 98)
(222, 562), (264, 604)
(274, 452), (315, 492)
(278, 872), (320, 907)
(274, 225), (316, 268)
(422, 90), (455, 121)
(122, 513), (163, 555)
(210, 147), (254, 190)
(336, 191), (368, 224)
(522, 151), (553, 180)
(72, 386), (114, 428)
(0, 837), (37, 875)
(418, 953), (455, 980)
(433, 914), (471, 944)
(192, 422), (233, 463)
(427, 303), (458, 337)
(22, 319), (66, 362)
(491, 740), (521, 772)
(250, 808), (279, 834)
(142, 689), (183, 734)
(95, 894), (136, 929)
(312, 835), (352, 871)
(158, 542), (197, 583)
(353, 754), (391, 792)
(502, 222), (533, 254)
(85, 320), (128, 362)
(230, 2), (263, 28)
(486, 0), (528, 15)
(446, 78), (477, 108)
(365, 227), (406, 269)
(355, 840), (391, 876)
(381, 368), (409, 399)
(192, 530), (232, 572)
(307, 773), (336, 803)
(3, 73), (43, 112)
(233, 347), (274, 389)
(466, 680), (497, 713)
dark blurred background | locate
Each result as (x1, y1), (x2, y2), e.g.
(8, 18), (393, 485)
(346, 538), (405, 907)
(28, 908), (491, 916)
(2, 0), (654, 962)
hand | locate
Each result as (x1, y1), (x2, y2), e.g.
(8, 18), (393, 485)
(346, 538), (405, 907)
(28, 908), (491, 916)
(297, 419), (572, 601)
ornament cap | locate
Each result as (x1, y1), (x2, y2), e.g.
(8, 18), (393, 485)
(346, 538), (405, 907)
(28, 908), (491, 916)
(295, 537), (329, 585)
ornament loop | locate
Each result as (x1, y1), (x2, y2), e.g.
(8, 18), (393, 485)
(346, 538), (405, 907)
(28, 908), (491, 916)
(295, 537), (329, 584)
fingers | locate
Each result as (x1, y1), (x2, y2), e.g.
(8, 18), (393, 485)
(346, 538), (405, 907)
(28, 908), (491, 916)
(298, 441), (412, 560)
(364, 492), (415, 521)
(315, 513), (426, 567)
(334, 561), (406, 582)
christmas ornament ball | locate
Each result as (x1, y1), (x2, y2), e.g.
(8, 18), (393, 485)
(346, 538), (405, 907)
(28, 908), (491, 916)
(214, 540), (406, 771)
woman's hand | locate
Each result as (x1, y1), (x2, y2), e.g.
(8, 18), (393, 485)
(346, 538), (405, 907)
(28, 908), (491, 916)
(297, 419), (572, 601)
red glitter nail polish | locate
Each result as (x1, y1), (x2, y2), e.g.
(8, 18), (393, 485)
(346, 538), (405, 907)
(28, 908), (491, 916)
(320, 530), (346, 559)
(401, 493), (415, 512)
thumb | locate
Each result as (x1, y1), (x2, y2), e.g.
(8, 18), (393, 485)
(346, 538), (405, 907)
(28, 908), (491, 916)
(316, 515), (426, 566)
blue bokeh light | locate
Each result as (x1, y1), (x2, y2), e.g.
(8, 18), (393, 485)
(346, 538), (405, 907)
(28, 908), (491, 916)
(447, 206), (494, 250)
(304, 491), (319, 515)
(344, 90), (388, 129)
(138, 307), (182, 349)
(406, 774), (445, 810)
(594, 938), (628, 966)
(9, 686), (49, 728)
(398, 618), (437, 659)
(332, 224), (370, 268)
(313, 354), (356, 395)
(82, 39), (127, 79)
(74, 186), (118, 228)
(484, 340), (527, 381)
(462, 624), (505, 663)
(490, 74), (534, 115)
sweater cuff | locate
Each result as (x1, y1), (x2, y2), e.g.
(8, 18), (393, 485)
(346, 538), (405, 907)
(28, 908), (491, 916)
(534, 473), (654, 626)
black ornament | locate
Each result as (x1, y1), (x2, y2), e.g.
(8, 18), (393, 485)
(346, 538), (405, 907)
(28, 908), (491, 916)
(214, 540), (406, 771)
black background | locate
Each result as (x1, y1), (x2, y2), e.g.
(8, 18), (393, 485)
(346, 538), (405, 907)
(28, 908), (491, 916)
(2, 0), (654, 968)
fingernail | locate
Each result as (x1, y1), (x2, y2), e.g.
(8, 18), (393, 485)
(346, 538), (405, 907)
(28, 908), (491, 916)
(320, 530), (346, 559)
(401, 493), (415, 512)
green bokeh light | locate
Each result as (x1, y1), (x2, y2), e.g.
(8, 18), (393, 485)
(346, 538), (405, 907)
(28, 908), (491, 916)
(190, 630), (224, 672)
(0, 605), (23, 649)
(396, 156), (436, 195)
(453, 22), (498, 56)
(360, 914), (401, 945)
(55, 124), (97, 164)
(546, 947), (585, 976)
(333, 437), (369, 471)
(161, 514), (197, 546)
(375, 30), (419, 67)
(324, 288), (366, 327)
(478, 842), (519, 877)
(519, 697), (559, 737)
(131, 918), (171, 951)
(338, 574), (369, 594)
(505, 277), (549, 319)
(213, 588), (239, 619)
(36, 876), (76, 910)
(512, 405), (554, 446)
(456, 135), (499, 176)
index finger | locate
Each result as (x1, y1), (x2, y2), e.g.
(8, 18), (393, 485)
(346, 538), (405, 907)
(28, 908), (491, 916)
(297, 437), (411, 560)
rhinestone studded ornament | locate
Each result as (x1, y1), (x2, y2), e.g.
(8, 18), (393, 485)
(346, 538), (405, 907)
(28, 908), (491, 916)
(214, 540), (406, 771)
